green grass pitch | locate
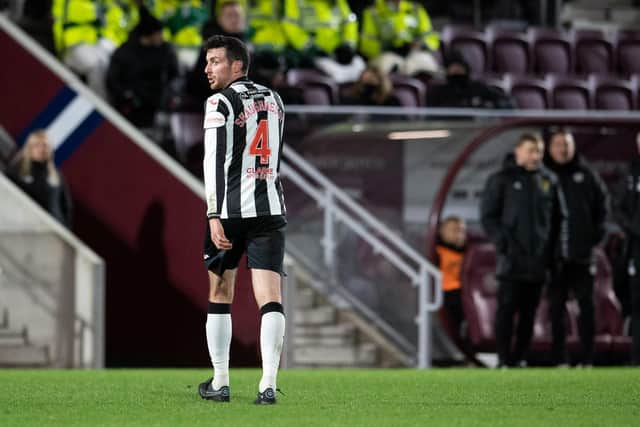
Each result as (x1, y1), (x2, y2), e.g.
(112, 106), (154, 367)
(1, 368), (639, 426)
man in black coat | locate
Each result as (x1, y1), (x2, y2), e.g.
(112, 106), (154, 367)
(544, 130), (609, 366)
(426, 50), (513, 109)
(616, 135), (640, 365)
(106, 8), (179, 127)
(481, 133), (567, 367)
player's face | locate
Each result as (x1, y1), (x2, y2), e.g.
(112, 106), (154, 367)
(205, 48), (234, 91)
(515, 140), (543, 171)
(548, 133), (575, 165)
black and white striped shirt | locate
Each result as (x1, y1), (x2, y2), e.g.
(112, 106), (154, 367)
(203, 77), (286, 219)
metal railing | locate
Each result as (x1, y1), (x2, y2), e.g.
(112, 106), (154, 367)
(281, 144), (443, 368)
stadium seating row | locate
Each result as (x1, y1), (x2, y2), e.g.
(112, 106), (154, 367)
(288, 68), (640, 110)
(440, 25), (640, 77)
(462, 244), (631, 363)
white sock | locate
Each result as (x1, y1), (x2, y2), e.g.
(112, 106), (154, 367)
(259, 310), (285, 393)
(206, 312), (232, 389)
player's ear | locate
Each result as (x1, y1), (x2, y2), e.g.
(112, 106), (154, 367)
(232, 60), (243, 74)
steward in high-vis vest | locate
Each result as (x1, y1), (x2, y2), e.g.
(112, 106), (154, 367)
(360, 0), (441, 77)
(281, 0), (365, 83)
(52, 0), (137, 97)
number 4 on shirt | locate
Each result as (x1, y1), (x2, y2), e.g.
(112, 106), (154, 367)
(249, 120), (271, 165)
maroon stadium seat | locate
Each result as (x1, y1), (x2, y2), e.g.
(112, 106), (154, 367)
(461, 243), (498, 352)
(389, 74), (427, 107)
(592, 74), (637, 110)
(616, 30), (640, 75)
(490, 32), (531, 75)
(441, 25), (489, 76)
(286, 69), (339, 105)
(529, 27), (573, 75)
(548, 74), (592, 110)
(170, 112), (205, 163)
(573, 29), (615, 75)
(507, 74), (550, 109)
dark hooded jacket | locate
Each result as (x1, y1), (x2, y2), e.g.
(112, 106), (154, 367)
(426, 51), (514, 109)
(543, 153), (609, 263)
(481, 154), (567, 283)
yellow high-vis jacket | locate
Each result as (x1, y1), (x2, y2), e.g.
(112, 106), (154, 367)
(282, 0), (358, 55)
(360, 0), (439, 59)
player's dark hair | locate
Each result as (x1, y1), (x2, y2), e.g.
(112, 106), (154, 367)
(516, 132), (542, 147)
(203, 35), (250, 73)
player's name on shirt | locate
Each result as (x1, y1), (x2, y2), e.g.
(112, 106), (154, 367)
(234, 99), (284, 127)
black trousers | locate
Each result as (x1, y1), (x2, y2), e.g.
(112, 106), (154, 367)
(444, 289), (465, 336)
(631, 252), (640, 365)
(549, 262), (595, 365)
(496, 280), (543, 366)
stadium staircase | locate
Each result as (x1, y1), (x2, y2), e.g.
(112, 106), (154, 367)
(290, 269), (409, 368)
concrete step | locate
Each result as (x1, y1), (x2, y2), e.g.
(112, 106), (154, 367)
(295, 288), (315, 309)
(295, 324), (356, 338)
(0, 345), (50, 367)
(0, 327), (28, 346)
(294, 335), (354, 347)
(294, 306), (336, 326)
(294, 343), (377, 366)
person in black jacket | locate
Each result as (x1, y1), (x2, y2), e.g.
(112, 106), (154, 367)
(426, 50), (513, 109)
(615, 135), (640, 365)
(8, 130), (72, 227)
(106, 7), (179, 127)
(481, 133), (567, 367)
(544, 130), (609, 366)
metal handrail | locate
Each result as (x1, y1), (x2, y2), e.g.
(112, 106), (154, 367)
(281, 144), (443, 368)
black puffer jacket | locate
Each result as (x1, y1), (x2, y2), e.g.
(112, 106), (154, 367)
(8, 161), (72, 227)
(481, 154), (567, 284)
(543, 153), (609, 263)
(617, 156), (640, 256)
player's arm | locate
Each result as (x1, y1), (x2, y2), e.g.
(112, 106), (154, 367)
(203, 94), (232, 250)
(480, 173), (508, 252)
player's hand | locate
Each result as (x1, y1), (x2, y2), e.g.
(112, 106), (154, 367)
(209, 218), (232, 250)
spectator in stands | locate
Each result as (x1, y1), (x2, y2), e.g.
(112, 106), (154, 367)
(282, 0), (366, 83)
(615, 133), (640, 365)
(148, 0), (209, 70)
(106, 7), (178, 128)
(435, 216), (467, 339)
(185, 1), (246, 107)
(544, 129), (609, 366)
(52, 0), (136, 98)
(481, 133), (567, 368)
(18, 0), (55, 54)
(244, 0), (288, 56)
(360, 0), (441, 78)
(8, 130), (72, 227)
(340, 67), (401, 106)
(427, 51), (514, 109)
(248, 51), (304, 105)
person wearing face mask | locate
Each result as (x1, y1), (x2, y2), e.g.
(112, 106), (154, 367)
(106, 6), (179, 127)
(8, 130), (72, 228)
(427, 51), (513, 109)
(481, 134), (567, 367)
(340, 67), (401, 106)
(543, 130), (609, 366)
